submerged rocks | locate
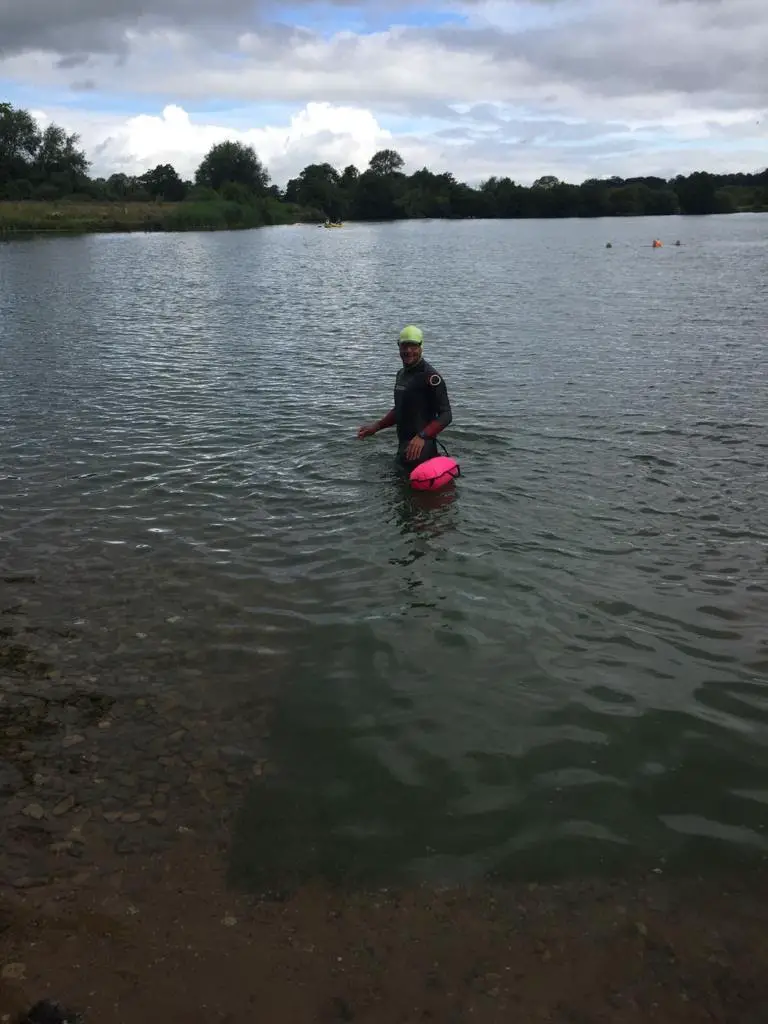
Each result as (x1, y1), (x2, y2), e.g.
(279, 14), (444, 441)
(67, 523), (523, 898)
(13, 1000), (84, 1024)
(21, 803), (46, 821)
(1, 673), (272, 900)
(1, 962), (26, 980)
(52, 795), (76, 817)
(0, 760), (23, 796)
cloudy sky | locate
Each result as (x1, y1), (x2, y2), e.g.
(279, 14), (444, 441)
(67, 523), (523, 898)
(1, 0), (766, 187)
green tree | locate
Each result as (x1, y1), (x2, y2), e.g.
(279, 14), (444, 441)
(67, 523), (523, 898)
(0, 102), (41, 186)
(532, 174), (560, 190)
(34, 123), (88, 178)
(32, 123), (89, 196)
(0, 102), (89, 196)
(643, 187), (680, 215)
(337, 165), (360, 216)
(140, 163), (187, 201)
(351, 150), (408, 220)
(105, 173), (133, 199)
(479, 176), (527, 217)
(285, 162), (342, 217)
(531, 181), (579, 217)
(673, 171), (717, 215)
(713, 187), (738, 214)
(219, 180), (256, 204)
(607, 184), (645, 216)
(194, 140), (270, 194)
(578, 179), (610, 217)
(340, 164), (359, 189)
(368, 148), (404, 176)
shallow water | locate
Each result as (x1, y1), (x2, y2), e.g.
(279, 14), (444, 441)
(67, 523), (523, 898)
(2, 214), (767, 886)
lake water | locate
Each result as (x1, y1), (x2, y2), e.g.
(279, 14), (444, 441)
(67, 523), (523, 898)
(2, 213), (767, 889)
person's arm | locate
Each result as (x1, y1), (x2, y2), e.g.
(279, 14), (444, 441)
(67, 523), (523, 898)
(374, 408), (396, 432)
(358, 407), (396, 440)
(419, 375), (452, 439)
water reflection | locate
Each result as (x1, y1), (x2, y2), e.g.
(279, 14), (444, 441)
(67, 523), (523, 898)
(391, 479), (459, 541)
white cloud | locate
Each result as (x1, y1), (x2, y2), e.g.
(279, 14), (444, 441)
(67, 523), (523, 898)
(31, 98), (768, 189)
(4, 0), (767, 186)
(38, 101), (396, 182)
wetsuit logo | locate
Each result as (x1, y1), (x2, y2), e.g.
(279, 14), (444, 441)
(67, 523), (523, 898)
(428, 374), (442, 387)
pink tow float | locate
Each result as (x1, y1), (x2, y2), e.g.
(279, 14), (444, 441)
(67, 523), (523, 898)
(408, 455), (461, 491)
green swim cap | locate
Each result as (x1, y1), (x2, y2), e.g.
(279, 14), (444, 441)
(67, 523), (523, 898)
(398, 325), (423, 345)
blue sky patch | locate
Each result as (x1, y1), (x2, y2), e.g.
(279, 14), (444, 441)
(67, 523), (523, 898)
(274, 2), (466, 37)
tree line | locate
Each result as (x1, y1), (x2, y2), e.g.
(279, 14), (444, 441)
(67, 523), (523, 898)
(2, 101), (767, 220)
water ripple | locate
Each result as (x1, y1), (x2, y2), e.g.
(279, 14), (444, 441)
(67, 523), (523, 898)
(2, 216), (768, 884)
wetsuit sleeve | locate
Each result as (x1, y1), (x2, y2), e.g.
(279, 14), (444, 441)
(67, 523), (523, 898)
(375, 408), (396, 431)
(420, 373), (452, 439)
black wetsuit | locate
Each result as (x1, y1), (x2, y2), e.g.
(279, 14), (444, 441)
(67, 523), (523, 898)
(393, 357), (453, 468)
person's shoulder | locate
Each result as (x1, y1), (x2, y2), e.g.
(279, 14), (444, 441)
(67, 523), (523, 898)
(422, 361), (446, 385)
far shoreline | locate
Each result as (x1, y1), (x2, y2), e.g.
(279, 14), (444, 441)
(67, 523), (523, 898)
(1, 198), (765, 240)
(0, 198), (321, 237)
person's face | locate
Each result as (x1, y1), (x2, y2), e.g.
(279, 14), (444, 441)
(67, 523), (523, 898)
(399, 342), (422, 367)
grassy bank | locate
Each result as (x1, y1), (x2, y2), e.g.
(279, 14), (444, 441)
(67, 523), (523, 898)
(0, 197), (321, 236)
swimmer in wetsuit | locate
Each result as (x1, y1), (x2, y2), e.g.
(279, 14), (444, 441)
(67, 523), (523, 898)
(357, 325), (453, 469)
